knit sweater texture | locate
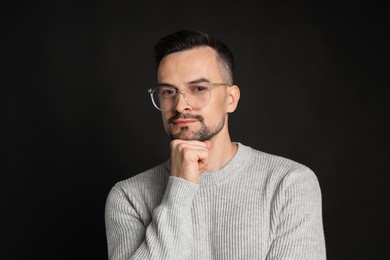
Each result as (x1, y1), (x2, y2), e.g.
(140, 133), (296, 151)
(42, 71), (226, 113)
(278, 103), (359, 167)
(105, 143), (326, 259)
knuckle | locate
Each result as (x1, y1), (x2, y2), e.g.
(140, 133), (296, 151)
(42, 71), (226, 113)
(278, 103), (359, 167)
(170, 139), (181, 149)
(182, 147), (190, 154)
(177, 143), (186, 152)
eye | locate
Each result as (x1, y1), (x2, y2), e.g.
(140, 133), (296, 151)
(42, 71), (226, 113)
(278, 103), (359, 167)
(195, 86), (206, 91)
(190, 84), (210, 94)
(159, 87), (176, 97)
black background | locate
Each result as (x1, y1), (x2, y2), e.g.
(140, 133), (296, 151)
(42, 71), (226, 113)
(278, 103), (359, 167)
(2, 1), (389, 259)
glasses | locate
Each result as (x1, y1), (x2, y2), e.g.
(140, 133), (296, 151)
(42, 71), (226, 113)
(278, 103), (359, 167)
(148, 82), (230, 111)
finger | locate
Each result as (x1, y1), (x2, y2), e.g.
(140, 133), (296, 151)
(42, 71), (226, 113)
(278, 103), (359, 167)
(197, 149), (209, 167)
(171, 140), (208, 150)
(199, 164), (208, 173)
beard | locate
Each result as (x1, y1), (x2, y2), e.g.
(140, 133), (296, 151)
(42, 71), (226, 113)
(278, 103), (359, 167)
(167, 113), (226, 141)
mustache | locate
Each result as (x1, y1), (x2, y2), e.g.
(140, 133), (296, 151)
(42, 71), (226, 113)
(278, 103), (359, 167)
(168, 113), (204, 124)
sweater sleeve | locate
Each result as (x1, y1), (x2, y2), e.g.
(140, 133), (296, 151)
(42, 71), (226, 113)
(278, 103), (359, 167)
(266, 168), (326, 260)
(105, 176), (199, 260)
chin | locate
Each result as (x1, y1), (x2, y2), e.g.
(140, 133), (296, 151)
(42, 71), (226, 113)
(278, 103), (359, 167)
(168, 123), (221, 142)
(170, 132), (198, 141)
(169, 131), (212, 142)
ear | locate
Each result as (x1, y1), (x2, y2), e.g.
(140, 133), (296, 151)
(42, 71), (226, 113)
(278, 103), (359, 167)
(226, 85), (240, 113)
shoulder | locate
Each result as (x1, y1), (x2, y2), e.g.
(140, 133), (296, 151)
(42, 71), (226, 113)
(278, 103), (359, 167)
(116, 162), (169, 190)
(240, 143), (320, 190)
(107, 161), (170, 206)
(241, 144), (322, 211)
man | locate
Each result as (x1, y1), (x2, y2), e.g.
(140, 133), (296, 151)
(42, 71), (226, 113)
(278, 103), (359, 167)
(105, 30), (326, 260)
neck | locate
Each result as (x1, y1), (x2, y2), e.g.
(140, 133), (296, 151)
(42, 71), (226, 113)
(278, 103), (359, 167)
(205, 131), (237, 172)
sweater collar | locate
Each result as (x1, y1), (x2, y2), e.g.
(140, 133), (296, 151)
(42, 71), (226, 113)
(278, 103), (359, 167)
(198, 142), (252, 186)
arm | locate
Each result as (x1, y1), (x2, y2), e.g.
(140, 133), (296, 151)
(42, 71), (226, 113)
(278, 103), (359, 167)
(266, 168), (326, 260)
(105, 140), (210, 259)
(105, 176), (198, 260)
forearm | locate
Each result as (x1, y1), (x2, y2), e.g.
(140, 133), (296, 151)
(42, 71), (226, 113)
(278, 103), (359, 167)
(105, 177), (198, 260)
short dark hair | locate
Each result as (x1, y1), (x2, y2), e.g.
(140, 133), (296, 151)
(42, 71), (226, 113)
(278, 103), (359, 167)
(154, 30), (234, 83)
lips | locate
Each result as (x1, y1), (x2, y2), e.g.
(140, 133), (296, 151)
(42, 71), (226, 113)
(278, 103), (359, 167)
(173, 119), (198, 125)
(168, 114), (204, 125)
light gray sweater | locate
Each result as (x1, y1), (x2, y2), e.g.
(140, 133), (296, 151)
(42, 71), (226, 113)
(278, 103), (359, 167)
(105, 143), (326, 259)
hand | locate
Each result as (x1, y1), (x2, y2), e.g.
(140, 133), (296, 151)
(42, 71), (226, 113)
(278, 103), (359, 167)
(170, 140), (212, 183)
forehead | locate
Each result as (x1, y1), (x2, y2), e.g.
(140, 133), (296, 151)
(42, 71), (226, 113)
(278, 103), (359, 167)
(157, 47), (223, 84)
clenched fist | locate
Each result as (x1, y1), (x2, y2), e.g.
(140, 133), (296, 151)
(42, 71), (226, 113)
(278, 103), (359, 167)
(170, 140), (212, 183)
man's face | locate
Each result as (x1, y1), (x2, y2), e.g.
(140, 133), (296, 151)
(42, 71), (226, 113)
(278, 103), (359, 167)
(157, 47), (231, 141)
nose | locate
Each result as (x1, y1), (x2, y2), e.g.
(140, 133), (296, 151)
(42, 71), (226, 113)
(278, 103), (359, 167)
(174, 93), (192, 113)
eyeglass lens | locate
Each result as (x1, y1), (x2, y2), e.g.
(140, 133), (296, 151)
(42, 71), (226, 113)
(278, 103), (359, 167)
(152, 83), (212, 110)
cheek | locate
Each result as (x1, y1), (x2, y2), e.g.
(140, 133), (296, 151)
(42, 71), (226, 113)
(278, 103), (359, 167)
(204, 98), (227, 123)
(210, 93), (228, 113)
(161, 113), (170, 130)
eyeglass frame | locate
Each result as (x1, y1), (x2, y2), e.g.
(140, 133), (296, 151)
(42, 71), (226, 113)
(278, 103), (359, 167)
(148, 81), (231, 111)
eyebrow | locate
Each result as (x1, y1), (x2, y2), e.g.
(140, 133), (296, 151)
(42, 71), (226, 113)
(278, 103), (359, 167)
(188, 77), (211, 84)
(157, 77), (211, 88)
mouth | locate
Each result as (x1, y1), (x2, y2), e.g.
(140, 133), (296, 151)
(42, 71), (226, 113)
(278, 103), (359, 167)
(172, 119), (198, 125)
(169, 113), (204, 126)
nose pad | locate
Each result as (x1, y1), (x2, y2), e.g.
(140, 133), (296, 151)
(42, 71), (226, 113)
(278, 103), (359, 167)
(174, 93), (192, 112)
